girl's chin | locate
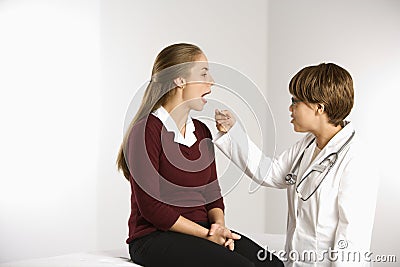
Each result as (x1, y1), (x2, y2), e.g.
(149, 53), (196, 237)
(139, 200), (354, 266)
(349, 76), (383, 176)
(192, 105), (205, 111)
(189, 100), (206, 111)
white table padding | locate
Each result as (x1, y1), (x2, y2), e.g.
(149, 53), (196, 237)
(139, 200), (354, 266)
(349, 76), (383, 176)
(0, 234), (285, 267)
(0, 249), (138, 267)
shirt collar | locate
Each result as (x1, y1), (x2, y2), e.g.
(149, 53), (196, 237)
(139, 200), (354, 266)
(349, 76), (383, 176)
(152, 106), (197, 147)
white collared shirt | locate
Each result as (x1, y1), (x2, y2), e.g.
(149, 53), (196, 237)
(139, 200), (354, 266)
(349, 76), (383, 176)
(152, 106), (197, 147)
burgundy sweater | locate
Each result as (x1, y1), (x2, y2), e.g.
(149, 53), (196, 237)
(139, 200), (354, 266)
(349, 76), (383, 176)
(125, 114), (225, 243)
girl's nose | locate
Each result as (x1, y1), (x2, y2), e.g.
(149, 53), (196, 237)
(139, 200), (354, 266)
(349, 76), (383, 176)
(209, 74), (215, 86)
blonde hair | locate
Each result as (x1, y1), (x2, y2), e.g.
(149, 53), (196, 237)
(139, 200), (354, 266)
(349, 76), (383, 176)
(289, 63), (354, 126)
(117, 43), (203, 180)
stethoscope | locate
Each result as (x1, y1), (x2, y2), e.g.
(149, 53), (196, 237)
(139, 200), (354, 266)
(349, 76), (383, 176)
(285, 131), (355, 187)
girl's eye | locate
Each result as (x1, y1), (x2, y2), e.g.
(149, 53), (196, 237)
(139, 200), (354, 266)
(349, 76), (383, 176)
(202, 73), (207, 77)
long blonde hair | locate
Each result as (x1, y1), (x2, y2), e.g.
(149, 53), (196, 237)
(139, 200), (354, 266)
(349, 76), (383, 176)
(117, 43), (203, 180)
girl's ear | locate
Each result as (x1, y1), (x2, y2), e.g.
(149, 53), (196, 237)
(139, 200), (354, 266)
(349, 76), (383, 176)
(173, 77), (186, 89)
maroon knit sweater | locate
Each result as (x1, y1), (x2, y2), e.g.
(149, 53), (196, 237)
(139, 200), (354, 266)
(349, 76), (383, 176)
(125, 114), (224, 243)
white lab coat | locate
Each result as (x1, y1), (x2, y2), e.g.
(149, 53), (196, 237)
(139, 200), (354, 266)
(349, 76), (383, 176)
(213, 122), (379, 267)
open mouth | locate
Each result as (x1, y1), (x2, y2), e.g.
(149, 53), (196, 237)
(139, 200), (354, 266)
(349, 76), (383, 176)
(201, 91), (211, 98)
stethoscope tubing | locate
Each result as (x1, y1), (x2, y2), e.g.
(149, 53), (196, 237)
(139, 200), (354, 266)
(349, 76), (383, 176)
(285, 131), (355, 187)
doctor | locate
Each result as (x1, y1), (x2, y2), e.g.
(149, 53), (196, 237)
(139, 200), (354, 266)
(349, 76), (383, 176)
(213, 63), (378, 266)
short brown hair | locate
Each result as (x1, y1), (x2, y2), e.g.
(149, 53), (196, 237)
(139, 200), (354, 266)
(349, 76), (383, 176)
(289, 63), (354, 126)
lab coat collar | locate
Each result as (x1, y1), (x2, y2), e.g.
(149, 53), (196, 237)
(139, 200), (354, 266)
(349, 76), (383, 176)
(152, 106), (197, 147)
(321, 121), (355, 150)
(301, 121), (355, 176)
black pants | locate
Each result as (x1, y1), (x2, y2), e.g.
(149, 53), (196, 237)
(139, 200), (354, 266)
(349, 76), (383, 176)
(129, 223), (283, 267)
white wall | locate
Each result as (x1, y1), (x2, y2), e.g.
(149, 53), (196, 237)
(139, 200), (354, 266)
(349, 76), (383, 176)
(0, 0), (270, 262)
(0, 0), (100, 263)
(266, 0), (400, 264)
(97, 0), (270, 251)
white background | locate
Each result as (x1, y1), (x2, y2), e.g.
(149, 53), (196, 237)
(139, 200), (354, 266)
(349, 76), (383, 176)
(0, 0), (399, 265)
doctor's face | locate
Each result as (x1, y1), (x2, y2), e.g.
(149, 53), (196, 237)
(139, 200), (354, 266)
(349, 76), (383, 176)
(289, 96), (319, 132)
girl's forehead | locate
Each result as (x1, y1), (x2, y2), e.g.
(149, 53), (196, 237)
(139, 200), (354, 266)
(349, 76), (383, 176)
(191, 61), (209, 72)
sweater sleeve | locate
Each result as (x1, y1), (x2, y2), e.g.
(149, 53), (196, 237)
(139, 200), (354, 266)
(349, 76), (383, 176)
(126, 117), (180, 231)
(201, 123), (225, 212)
(205, 159), (225, 212)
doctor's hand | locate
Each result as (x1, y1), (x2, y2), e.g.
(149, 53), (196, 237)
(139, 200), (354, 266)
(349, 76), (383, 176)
(208, 223), (241, 251)
(215, 109), (236, 133)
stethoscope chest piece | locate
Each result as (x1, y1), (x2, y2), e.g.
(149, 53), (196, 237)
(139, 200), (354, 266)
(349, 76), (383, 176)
(285, 173), (297, 185)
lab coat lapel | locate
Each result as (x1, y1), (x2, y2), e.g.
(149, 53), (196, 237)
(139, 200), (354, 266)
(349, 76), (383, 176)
(294, 123), (355, 202)
(293, 142), (315, 216)
(302, 123), (355, 177)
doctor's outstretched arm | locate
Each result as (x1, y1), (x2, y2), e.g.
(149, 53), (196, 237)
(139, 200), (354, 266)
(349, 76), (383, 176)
(213, 110), (289, 189)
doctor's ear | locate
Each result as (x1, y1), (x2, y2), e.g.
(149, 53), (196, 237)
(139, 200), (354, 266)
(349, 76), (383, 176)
(173, 77), (186, 89)
(317, 104), (325, 114)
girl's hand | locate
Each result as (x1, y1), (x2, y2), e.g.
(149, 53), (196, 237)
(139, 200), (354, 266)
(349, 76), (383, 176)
(224, 238), (235, 251)
(215, 109), (236, 133)
(208, 223), (241, 251)
(207, 224), (226, 246)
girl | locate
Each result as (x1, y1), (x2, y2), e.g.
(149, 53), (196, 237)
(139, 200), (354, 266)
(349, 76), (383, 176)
(117, 43), (283, 267)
